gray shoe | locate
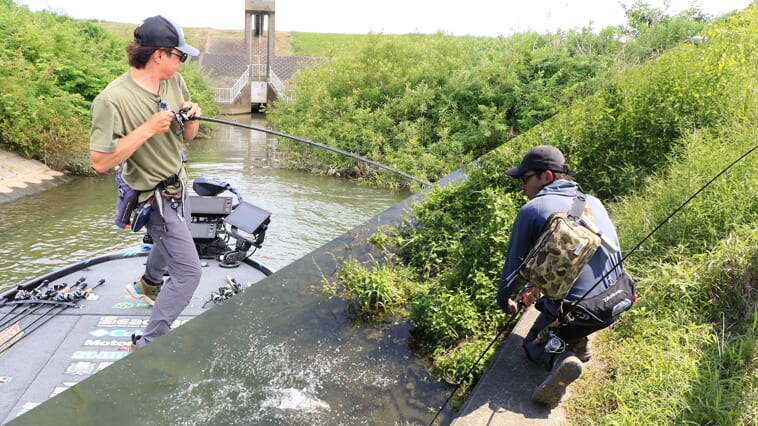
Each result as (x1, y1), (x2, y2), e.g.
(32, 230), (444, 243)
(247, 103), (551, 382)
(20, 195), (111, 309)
(532, 355), (583, 407)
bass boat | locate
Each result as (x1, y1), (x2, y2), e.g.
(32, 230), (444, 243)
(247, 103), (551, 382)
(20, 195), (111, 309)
(0, 178), (273, 424)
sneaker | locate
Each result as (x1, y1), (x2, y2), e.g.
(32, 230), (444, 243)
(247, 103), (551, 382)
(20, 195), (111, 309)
(126, 275), (161, 306)
(130, 333), (141, 353)
(574, 338), (592, 363)
(532, 354), (583, 408)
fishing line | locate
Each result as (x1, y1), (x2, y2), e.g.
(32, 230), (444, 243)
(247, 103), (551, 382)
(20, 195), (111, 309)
(428, 142), (757, 425)
(562, 142), (757, 319)
(427, 295), (524, 425)
(194, 116), (432, 187)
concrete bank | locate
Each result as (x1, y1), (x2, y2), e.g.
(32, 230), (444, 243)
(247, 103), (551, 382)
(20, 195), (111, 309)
(450, 307), (570, 425)
(0, 149), (69, 203)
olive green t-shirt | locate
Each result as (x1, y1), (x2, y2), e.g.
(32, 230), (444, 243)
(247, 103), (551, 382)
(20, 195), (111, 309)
(90, 72), (190, 191)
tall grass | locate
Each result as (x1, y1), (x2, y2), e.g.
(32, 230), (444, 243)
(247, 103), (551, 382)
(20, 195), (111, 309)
(564, 6), (758, 420)
(571, 225), (757, 424)
(319, 3), (758, 421)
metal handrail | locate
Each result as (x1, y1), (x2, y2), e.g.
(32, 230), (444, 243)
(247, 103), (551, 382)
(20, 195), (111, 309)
(213, 66), (250, 104)
(250, 64), (267, 79)
(213, 64), (291, 103)
(268, 67), (292, 101)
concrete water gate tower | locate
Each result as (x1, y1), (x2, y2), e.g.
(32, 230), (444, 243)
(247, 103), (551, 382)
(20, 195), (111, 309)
(245, 0), (275, 106)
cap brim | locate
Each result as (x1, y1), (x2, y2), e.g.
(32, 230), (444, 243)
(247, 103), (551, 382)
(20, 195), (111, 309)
(505, 164), (528, 178)
(177, 43), (199, 57)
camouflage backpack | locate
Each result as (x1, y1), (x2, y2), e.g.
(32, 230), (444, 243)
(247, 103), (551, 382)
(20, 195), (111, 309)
(519, 193), (617, 300)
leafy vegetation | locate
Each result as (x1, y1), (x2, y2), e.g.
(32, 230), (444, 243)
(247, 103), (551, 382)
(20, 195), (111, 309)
(268, 2), (714, 189)
(0, 0), (218, 172)
(318, 2), (758, 421)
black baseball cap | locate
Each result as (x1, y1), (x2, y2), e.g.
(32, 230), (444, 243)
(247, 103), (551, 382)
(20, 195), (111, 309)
(134, 16), (199, 57)
(505, 145), (576, 178)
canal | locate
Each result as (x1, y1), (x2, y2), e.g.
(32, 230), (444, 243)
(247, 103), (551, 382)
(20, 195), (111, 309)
(0, 115), (456, 425)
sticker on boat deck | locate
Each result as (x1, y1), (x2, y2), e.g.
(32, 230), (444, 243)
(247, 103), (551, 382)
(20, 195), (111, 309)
(64, 361), (114, 376)
(0, 322), (21, 347)
(96, 316), (190, 328)
(50, 382), (78, 398)
(112, 301), (150, 309)
(15, 402), (40, 418)
(97, 317), (150, 328)
(72, 351), (129, 361)
(89, 329), (143, 338)
(83, 339), (130, 347)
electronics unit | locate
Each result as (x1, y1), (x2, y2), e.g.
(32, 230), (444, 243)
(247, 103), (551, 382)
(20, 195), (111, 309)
(189, 195), (233, 217)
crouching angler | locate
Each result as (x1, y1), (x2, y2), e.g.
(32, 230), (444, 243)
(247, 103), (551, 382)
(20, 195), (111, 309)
(496, 145), (635, 408)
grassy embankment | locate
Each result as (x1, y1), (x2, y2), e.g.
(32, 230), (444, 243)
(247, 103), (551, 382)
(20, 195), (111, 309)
(0, 4), (219, 173)
(0, 0), (387, 173)
(310, 6), (757, 424)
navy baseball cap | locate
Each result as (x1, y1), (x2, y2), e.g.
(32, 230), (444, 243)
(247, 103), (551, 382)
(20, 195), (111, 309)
(505, 145), (576, 178)
(134, 16), (199, 57)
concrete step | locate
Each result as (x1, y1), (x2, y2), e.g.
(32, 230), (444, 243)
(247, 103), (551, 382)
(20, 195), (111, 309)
(451, 307), (569, 425)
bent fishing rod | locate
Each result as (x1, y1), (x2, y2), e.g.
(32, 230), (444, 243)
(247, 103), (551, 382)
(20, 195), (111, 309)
(178, 111), (431, 187)
(428, 142), (758, 425)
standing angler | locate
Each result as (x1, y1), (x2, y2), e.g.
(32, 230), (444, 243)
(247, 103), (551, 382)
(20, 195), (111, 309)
(89, 16), (203, 351)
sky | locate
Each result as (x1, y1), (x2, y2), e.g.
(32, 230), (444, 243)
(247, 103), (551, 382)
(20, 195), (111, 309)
(13, 0), (755, 37)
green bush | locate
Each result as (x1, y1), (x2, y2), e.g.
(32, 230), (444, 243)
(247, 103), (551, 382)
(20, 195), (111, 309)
(0, 3), (121, 167)
(0, 1), (218, 171)
(269, 4), (711, 189)
(323, 254), (418, 322)
(405, 4), (757, 418)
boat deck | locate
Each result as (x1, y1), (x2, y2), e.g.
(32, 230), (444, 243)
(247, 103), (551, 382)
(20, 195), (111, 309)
(0, 247), (271, 424)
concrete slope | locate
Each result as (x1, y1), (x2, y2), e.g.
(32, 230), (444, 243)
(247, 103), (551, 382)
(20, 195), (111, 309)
(0, 149), (67, 204)
(451, 307), (569, 426)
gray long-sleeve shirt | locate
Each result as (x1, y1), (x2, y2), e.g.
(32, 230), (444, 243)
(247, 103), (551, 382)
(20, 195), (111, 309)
(496, 180), (624, 315)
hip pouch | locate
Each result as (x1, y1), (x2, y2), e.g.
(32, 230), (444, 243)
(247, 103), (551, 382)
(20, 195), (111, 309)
(114, 164), (182, 232)
(518, 192), (621, 301)
(114, 167), (140, 229)
(561, 271), (636, 327)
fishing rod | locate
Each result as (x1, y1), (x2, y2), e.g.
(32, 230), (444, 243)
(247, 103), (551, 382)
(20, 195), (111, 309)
(558, 142), (758, 325)
(0, 251), (148, 303)
(0, 280), (74, 329)
(0, 279), (83, 333)
(0, 279), (105, 355)
(178, 111), (431, 187)
(428, 142), (758, 424)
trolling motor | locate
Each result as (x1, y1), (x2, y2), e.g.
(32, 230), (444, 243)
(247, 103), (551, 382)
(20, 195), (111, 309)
(188, 177), (270, 267)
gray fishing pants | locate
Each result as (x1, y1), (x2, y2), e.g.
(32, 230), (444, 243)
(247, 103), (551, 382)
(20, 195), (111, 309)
(136, 192), (201, 348)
